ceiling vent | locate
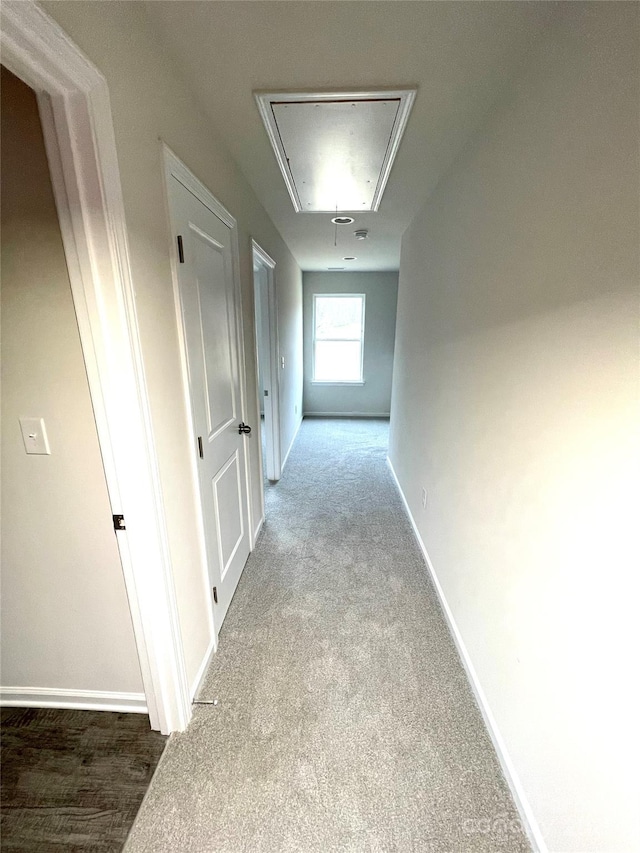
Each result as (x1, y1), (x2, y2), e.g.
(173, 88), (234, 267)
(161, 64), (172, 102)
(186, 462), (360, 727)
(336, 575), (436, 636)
(255, 89), (416, 213)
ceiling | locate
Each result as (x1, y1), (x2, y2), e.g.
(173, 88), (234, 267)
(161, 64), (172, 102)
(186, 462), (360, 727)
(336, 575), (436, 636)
(143, 1), (557, 272)
(256, 91), (416, 213)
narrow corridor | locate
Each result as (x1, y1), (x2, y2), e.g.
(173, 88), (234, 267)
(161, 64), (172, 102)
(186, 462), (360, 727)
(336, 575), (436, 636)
(125, 419), (528, 852)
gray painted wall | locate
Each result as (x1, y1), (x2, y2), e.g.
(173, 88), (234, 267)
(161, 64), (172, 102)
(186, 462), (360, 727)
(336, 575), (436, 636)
(388, 5), (639, 851)
(303, 272), (398, 416)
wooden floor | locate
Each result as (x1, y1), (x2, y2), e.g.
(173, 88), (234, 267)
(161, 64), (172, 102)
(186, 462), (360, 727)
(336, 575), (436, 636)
(1, 707), (166, 852)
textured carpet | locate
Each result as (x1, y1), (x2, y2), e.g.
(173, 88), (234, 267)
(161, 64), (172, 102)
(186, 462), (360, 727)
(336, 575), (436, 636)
(1, 707), (166, 852)
(125, 418), (530, 852)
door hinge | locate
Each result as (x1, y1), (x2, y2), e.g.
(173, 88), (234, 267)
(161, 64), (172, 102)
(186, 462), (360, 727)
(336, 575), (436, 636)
(197, 436), (204, 458)
(113, 514), (126, 531)
(177, 235), (185, 263)
(212, 586), (218, 604)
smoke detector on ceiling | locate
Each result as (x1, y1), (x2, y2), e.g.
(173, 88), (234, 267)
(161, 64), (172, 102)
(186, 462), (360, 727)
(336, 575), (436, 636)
(354, 229), (369, 240)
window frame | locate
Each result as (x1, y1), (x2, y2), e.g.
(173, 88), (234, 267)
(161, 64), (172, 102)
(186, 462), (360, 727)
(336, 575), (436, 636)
(311, 293), (366, 385)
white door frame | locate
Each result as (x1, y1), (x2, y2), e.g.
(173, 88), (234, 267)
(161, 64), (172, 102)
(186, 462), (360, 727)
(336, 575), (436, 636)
(1, 2), (191, 734)
(252, 241), (282, 484)
(161, 144), (256, 645)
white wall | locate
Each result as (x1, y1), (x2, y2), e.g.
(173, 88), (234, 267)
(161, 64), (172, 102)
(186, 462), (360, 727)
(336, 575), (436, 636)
(40, 1), (303, 689)
(276, 262), (304, 459)
(303, 272), (398, 416)
(0, 67), (143, 699)
(389, 5), (639, 851)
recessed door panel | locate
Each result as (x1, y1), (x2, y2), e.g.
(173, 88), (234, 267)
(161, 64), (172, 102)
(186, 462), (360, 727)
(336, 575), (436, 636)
(192, 226), (236, 437)
(212, 452), (244, 580)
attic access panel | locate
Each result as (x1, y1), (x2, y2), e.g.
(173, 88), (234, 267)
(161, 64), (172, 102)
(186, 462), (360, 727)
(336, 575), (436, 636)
(255, 90), (416, 213)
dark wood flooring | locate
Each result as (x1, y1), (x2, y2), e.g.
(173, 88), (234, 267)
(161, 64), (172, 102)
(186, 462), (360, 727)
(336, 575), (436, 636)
(1, 707), (166, 852)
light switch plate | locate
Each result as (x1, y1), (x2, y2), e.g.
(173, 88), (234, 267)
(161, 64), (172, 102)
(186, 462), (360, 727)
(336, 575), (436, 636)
(19, 417), (51, 455)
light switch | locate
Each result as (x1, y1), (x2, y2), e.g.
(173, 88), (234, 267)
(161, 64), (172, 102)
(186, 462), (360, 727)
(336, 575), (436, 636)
(280, 356), (285, 369)
(19, 417), (51, 455)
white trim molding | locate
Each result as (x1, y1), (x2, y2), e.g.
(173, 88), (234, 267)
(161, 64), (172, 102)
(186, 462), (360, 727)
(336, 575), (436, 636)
(304, 412), (390, 418)
(252, 241), (277, 269)
(253, 515), (265, 544)
(282, 415), (303, 473)
(1, 1), (190, 734)
(162, 144), (238, 230)
(189, 636), (217, 701)
(0, 687), (148, 714)
(386, 456), (548, 853)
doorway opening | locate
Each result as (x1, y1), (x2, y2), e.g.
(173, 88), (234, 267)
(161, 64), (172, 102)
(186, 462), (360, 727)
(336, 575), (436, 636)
(0, 64), (168, 850)
(252, 242), (281, 486)
(1, 2), (190, 734)
(0, 64), (145, 711)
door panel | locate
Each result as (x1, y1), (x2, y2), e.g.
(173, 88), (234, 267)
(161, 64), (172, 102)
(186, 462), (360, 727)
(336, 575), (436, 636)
(212, 451), (244, 578)
(192, 226), (236, 435)
(168, 175), (251, 630)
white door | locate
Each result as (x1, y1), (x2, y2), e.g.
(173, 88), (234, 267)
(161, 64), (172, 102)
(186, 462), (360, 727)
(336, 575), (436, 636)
(168, 174), (251, 628)
(254, 264), (274, 480)
(252, 243), (282, 482)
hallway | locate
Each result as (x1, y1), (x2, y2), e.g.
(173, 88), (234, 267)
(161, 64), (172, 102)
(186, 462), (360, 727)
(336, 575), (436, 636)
(125, 419), (528, 852)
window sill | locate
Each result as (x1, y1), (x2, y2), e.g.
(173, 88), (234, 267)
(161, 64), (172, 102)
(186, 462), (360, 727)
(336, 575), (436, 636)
(311, 380), (365, 386)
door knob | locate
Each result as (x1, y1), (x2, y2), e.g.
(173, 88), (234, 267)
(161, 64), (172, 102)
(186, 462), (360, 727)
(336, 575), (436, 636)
(238, 422), (252, 435)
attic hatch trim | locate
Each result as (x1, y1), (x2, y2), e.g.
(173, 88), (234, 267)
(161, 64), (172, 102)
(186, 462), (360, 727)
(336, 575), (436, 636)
(254, 89), (417, 213)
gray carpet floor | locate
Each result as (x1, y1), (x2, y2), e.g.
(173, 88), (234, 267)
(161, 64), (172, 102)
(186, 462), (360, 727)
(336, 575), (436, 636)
(125, 418), (530, 852)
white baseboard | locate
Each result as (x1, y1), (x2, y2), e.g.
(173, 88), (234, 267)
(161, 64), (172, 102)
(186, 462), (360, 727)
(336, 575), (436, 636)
(253, 514), (265, 545)
(303, 411), (390, 418)
(282, 415), (302, 472)
(386, 456), (547, 853)
(0, 686), (148, 714)
(189, 634), (216, 700)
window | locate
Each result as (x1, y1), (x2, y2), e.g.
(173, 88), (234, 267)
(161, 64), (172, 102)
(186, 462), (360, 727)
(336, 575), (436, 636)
(312, 294), (365, 383)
